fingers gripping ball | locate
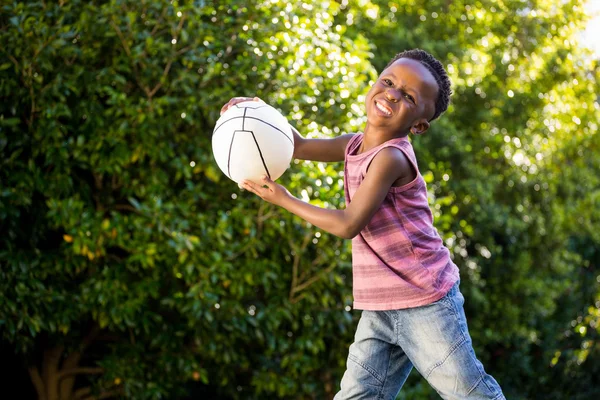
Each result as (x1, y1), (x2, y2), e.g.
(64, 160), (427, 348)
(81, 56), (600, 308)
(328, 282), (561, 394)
(212, 101), (294, 184)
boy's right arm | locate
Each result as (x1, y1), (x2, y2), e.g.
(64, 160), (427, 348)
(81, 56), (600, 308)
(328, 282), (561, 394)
(291, 125), (354, 162)
(220, 96), (353, 163)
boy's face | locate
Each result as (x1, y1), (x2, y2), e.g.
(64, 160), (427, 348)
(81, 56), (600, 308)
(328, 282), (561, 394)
(365, 58), (439, 135)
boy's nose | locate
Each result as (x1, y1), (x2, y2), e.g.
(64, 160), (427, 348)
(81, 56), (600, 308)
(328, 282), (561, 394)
(385, 89), (399, 102)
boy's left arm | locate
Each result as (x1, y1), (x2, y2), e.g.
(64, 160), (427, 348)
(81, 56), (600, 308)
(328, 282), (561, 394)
(241, 147), (412, 239)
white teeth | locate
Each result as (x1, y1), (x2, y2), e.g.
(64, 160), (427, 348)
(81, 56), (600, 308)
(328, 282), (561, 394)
(375, 101), (391, 115)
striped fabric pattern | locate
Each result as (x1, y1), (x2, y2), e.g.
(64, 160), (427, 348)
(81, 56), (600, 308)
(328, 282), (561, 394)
(344, 134), (459, 310)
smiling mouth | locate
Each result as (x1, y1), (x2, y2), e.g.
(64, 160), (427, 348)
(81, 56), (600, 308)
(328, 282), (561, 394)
(375, 100), (392, 116)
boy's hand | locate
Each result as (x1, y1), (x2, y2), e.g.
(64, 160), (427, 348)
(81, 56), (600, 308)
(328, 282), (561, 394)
(220, 96), (264, 115)
(241, 175), (291, 207)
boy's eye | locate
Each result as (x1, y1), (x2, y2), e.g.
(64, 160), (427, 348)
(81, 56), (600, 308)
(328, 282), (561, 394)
(404, 93), (415, 103)
(383, 78), (393, 86)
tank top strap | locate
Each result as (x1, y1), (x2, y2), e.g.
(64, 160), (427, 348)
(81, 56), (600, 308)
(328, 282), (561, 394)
(345, 133), (363, 155)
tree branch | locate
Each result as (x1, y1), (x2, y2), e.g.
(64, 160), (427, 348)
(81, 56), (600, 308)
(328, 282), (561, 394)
(2, 51), (20, 70)
(176, 45), (193, 56)
(256, 203), (266, 237)
(60, 324), (101, 398)
(290, 291), (308, 304)
(28, 366), (47, 400)
(58, 367), (104, 382)
(114, 204), (143, 214)
(150, 8), (168, 36)
(226, 238), (257, 261)
(292, 262), (336, 295)
(33, 32), (57, 59)
(147, 14), (186, 98)
(28, 73), (36, 127)
(109, 19), (131, 57)
(299, 251), (326, 282)
(73, 387), (91, 400)
(110, 18), (152, 98)
(288, 233), (312, 302)
(147, 57), (173, 98)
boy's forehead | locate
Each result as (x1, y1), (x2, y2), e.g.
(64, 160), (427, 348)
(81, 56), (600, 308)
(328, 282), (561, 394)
(382, 58), (438, 95)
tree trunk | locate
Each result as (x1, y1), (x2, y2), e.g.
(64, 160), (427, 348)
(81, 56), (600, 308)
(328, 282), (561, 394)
(60, 325), (100, 399)
(28, 366), (47, 400)
(28, 325), (103, 400)
(44, 346), (64, 400)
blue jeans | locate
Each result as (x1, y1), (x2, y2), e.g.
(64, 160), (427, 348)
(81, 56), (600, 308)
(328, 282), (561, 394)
(334, 283), (505, 400)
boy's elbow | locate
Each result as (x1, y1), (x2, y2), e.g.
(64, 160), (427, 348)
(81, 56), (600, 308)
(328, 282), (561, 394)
(337, 230), (353, 240)
(337, 222), (361, 240)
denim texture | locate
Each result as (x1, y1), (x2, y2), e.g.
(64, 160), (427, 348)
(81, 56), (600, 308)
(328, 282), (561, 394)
(334, 283), (505, 400)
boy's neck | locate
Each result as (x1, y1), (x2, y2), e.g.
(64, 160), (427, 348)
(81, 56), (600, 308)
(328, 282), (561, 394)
(360, 124), (409, 153)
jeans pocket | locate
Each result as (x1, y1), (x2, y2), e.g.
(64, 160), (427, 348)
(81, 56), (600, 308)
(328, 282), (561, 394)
(428, 284), (458, 315)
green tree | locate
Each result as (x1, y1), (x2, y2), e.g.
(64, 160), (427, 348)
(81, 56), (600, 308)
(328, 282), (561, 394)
(0, 1), (374, 399)
(344, 0), (600, 398)
(2, 0), (600, 399)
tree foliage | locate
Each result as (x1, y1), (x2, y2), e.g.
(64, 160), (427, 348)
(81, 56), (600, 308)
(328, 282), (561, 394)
(1, 1), (373, 398)
(345, 1), (600, 398)
(1, 0), (599, 399)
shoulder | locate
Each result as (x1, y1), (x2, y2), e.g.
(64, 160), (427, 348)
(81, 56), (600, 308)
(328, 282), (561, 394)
(371, 146), (412, 171)
(343, 132), (358, 146)
(343, 133), (360, 152)
(342, 133), (362, 161)
(366, 146), (413, 182)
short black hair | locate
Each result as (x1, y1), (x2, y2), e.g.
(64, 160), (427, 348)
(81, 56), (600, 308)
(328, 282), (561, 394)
(384, 49), (452, 121)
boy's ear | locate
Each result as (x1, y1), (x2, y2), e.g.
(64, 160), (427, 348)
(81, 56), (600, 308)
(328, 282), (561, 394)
(411, 119), (430, 135)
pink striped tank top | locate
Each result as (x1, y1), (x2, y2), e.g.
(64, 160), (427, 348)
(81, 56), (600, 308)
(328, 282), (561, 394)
(344, 133), (459, 310)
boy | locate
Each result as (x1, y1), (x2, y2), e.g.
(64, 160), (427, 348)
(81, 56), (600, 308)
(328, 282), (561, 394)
(221, 49), (505, 399)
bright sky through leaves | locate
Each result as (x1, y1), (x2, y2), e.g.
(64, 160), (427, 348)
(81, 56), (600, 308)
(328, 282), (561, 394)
(583, 0), (600, 55)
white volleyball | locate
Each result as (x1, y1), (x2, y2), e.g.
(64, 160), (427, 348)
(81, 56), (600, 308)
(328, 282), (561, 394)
(212, 101), (294, 184)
